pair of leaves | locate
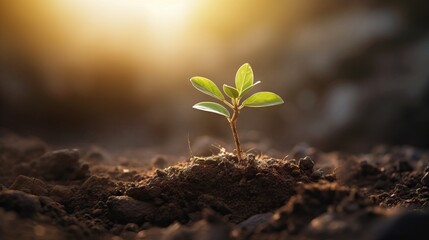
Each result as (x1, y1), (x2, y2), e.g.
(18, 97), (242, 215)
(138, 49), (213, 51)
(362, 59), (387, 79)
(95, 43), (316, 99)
(226, 63), (261, 99)
(191, 63), (284, 118)
(190, 63), (256, 101)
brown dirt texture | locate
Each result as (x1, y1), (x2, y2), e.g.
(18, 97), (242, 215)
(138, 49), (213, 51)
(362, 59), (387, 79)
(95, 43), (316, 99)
(1, 135), (429, 239)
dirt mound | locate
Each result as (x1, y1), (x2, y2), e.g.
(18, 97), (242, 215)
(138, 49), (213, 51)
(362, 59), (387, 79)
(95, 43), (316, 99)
(120, 152), (318, 226)
(1, 136), (429, 239)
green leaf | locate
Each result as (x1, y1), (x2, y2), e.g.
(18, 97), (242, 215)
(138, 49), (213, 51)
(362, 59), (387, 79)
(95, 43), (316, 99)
(190, 77), (225, 101)
(223, 84), (239, 99)
(192, 102), (230, 118)
(239, 81), (261, 98)
(235, 63), (254, 94)
(242, 91), (284, 108)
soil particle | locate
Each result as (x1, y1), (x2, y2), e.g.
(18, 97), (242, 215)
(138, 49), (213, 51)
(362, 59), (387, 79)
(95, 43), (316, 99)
(150, 202), (188, 226)
(126, 185), (162, 201)
(67, 175), (117, 215)
(38, 196), (67, 219)
(35, 149), (89, 181)
(9, 175), (50, 196)
(298, 156), (315, 172)
(264, 182), (359, 234)
(0, 190), (41, 217)
(359, 160), (381, 176)
(324, 173), (337, 182)
(311, 169), (324, 180)
(107, 196), (156, 224)
(49, 184), (73, 203)
(421, 172), (429, 186)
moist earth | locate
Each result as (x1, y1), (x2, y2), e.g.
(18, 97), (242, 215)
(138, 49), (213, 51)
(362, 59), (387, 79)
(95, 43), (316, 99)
(1, 135), (429, 239)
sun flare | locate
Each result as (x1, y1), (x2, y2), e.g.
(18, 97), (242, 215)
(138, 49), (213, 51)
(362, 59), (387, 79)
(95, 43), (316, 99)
(73, 0), (196, 26)
(57, 0), (198, 43)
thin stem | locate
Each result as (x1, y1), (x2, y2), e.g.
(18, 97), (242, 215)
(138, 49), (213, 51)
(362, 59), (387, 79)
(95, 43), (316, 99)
(222, 99), (234, 109)
(229, 100), (242, 161)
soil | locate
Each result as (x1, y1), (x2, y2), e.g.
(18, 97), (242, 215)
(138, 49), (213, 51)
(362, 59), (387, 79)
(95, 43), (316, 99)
(1, 135), (429, 239)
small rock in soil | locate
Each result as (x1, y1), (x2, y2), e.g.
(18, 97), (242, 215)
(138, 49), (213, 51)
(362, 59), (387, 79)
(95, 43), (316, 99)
(299, 156), (315, 172)
(0, 190), (41, 217)
(80, 176), (116, 193)
(9, 175), (49, 196)
(49, 185), (73, 203)
(266, 182), (353, 233)
(311, 169), (323, 179)
(107, 196), (156, 224)
(36, 149), (89, 180)
(359, 161), (381, 176)
(66, 175), (117, 214)
(324, 173), (337, 182)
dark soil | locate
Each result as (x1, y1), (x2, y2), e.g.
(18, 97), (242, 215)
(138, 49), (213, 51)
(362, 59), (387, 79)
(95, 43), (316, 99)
(1, 135), (429, 239)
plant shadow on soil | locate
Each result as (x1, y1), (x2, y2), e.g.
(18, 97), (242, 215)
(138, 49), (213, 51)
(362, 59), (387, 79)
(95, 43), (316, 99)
(1, 135), (429, 239)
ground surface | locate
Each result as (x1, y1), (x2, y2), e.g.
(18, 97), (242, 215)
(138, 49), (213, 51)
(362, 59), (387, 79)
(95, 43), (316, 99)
(1, 134), (429, 240)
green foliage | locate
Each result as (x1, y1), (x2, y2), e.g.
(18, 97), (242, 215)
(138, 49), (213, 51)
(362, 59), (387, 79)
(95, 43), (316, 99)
(235, 63), (254, 95)
(240, 81), (261, 98)
(223, 84), (239, 99)
(190, 63), (284, 118)
(192, 102), (231, 118)
(190, 77), (225, 101)
(190, 63), (284, 160)
(242, 91), (284, 107)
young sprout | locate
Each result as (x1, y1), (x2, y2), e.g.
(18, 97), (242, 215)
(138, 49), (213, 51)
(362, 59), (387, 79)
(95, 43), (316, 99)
(190, 63), (284, 161)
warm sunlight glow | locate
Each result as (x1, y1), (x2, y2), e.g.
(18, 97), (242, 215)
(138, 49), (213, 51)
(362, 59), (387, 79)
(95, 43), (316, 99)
(1, 0), (300, 87)
(71, 0), (197, 30)
(43, 0), (200, 69)
(142, 0), (196, 28)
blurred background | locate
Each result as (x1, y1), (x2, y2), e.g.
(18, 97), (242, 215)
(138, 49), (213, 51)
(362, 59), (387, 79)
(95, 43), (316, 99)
(1, 0), (428, 154)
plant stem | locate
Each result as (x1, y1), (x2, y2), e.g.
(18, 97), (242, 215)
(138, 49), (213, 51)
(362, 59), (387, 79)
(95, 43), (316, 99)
(229, 102), (243, 161)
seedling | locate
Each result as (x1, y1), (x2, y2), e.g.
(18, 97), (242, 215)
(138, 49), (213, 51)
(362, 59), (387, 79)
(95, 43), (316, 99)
(190, 63), (284, 161)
